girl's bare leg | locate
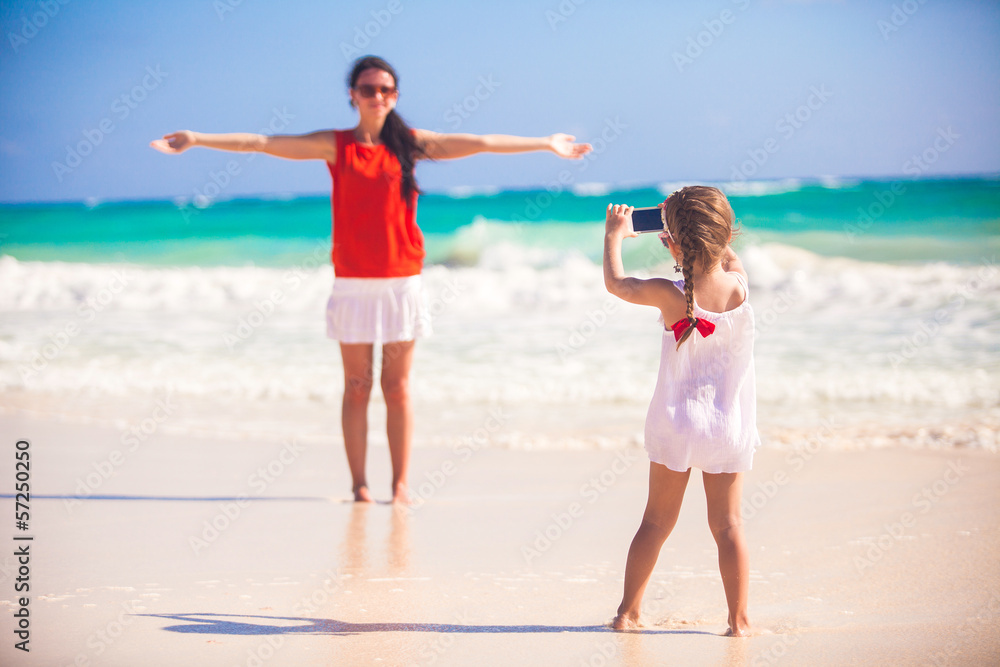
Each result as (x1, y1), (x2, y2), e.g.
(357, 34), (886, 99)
(703, 471), (751, 636)
(381, 340), (415, 503)
(613, 463), (691, 630)
(340, 343), (375, 502)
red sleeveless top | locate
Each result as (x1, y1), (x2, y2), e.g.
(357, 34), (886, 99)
(327, 130), (424, 277)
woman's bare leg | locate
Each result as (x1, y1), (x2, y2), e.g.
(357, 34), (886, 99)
(381, 340), (415, 503)
(613, 463), (691, 630)
(703, 471), (751, 636)
(340, 343), (374, 502)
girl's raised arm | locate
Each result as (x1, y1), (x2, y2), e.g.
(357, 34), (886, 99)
(414, 130), (591, 161)
(150, 130), (338, 162)
(604, 204), (684, 316)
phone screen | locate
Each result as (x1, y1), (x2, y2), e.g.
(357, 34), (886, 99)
(631, 207), (663, 233)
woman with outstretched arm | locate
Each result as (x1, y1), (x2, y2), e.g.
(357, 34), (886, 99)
(152, 55), (591, 503)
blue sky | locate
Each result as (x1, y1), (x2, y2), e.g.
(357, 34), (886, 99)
(1, 0), (998, 203)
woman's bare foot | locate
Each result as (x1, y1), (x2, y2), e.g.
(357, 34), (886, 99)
(353, 484), (373, 502)
(611, 612), (643, 631)
(723, 614), (754, 636)
(391, 482), (411, 505)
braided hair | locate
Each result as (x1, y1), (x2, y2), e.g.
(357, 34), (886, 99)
(662, 186), (738, 349)
(347, 56), (427, 202)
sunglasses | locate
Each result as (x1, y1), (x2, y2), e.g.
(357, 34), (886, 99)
(354, 84), (398, 99)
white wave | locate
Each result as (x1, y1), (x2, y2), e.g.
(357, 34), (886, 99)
(656, 181), (701, 196)
(816, 175), (860, 190)
(1, 248), (997, 448)
(719, 178), (803, 197)
(433, 217), (604, 268)
(656, 179), (805, 198)
(2, 244), (997, 318)
(570, 182), (612, 197)
(0, 254), (332, 312)
(441, 185), (501, 199)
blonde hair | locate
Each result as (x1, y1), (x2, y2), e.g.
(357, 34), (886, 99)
(662, 186), (738, 349)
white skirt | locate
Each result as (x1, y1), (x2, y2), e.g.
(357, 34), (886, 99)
(326, 276), (433, 344)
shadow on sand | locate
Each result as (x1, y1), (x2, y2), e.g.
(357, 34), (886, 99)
(0, 493), (350, 503)
(140, 612), (718, 637)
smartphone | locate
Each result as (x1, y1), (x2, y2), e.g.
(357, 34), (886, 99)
(630, 206), (664, 234)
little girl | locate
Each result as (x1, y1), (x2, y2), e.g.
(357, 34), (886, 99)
(603, 186), (759, 636)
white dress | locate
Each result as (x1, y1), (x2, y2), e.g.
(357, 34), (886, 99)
(644, 273), (760, 474)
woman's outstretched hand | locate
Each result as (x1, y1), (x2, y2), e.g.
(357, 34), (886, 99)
(606, 203), (637, 239)
(549, 133), (592, 159)
(150, 131), (196, 154)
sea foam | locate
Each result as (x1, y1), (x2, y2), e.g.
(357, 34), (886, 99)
(1, 244), (997, 449)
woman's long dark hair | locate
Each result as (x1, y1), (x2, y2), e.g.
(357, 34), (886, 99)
(348, 56), (426, 201)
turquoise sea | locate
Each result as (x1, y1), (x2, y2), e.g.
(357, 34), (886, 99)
(1, 177), (998, 450)
(2, 177), (998, 267)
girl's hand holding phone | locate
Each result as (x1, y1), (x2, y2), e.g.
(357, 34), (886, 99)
(605, 203), (637, 239)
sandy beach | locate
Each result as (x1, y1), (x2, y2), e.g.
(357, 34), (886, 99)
(2, 0), (999, 663)
(1, 410), (997, 667)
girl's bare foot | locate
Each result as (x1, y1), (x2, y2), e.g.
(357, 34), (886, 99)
(611, 612), (643, 631)
(353, 484), (373, 502)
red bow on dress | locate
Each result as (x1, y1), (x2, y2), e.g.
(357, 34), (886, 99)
(669, 317), (716, 342)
